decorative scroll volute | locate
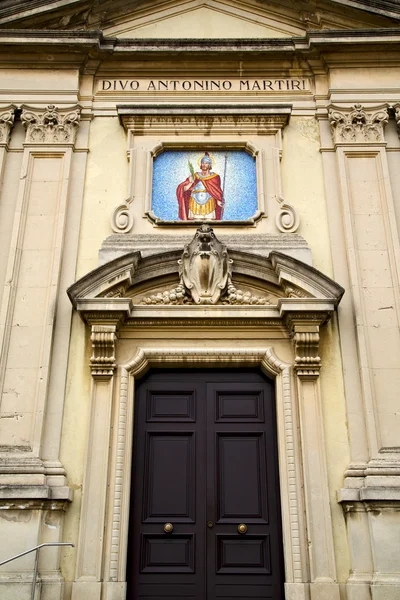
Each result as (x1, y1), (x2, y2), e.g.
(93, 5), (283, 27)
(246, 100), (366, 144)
(328, 103), (389, 144)
(90, 325), (117, 379)
(0, 105), (16, 144)
(290, 324), (321, 380)
(179, 224), (232, 304)
(111, 202), (134, 233)
(21, 104), (81, 144)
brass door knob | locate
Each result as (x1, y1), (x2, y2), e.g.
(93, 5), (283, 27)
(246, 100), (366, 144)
(164, 523), (173, 533)
(237, 523), (248, 534)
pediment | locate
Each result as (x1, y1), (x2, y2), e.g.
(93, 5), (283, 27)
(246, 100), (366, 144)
(67, 238), (344, 325)
(1, 0), (398, 34)
(102, 1), (305, 40)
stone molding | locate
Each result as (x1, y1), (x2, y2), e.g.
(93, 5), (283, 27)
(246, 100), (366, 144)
(68, 247), (344, 320)
(111, 347), (303, 586)
(111, 130), (294, 233)
(99, 232), (312, 266)
(21, 103), (81, 145)
(0, 105), (16, 144)
(1, 30), (400, 53)
(118, 105), (291, 136)
(328, 103), (389, 143)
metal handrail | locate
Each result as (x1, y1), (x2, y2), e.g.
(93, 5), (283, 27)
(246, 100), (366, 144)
(0, 542), (74, 600)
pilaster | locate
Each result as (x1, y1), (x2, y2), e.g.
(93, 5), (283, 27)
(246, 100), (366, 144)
(327, 103), (400, 466)
(0, 104), (17, 325)
(0, 103), (81, 463)
(72, 314), (126, 600)
(285, 312), (340, 600)
(0, 104), (81, 599)
(323, 102), (400, 599)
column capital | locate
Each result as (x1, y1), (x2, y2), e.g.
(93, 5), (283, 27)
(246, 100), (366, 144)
(0, 105), (16, 145)
(21, 103), (81, 145)
(328, 103), (389, 144)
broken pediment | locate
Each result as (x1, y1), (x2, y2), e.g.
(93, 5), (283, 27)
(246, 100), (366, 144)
(1, 0), (399, 35)
(67, 226), (344, 318)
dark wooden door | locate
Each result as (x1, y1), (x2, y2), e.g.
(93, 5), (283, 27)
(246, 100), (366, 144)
(127, 370), (284, 600)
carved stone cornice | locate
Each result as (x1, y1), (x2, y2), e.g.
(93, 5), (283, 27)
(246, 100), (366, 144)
(0, 499), (71, 511)
(328, 103), (389, 144)
(118, 106), (291, 136)
(0, 105), (16, 144)
(21, 104), (81, 145)
(90, 324), (117, 379)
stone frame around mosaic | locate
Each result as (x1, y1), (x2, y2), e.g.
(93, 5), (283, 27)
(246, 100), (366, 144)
(112, 106), (300, 234)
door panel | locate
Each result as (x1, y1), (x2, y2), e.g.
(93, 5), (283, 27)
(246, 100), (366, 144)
(216, 534), (271, 573)
(143, 433), (195, 522)
(217, 434), (267, 521)
(127, 370), (284, 600)
(140, 534), (195, 573)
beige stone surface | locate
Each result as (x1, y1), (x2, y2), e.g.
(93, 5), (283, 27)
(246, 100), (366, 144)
(76, 117), (128, 279)
(107, 6), (303, 39)
(281, 117), (334, 276)
(0, 2), (399, 598)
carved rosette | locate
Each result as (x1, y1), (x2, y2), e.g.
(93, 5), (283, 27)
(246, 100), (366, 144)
(90, 325), (117, 378)
(328, 103), (389, 144)
(0, 106), (16, 144)
(21, 104), (81, 145)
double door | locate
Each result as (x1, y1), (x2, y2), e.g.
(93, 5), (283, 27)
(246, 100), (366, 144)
(127, 370), (284, 600)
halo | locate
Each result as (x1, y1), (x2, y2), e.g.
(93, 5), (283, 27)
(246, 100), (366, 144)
(197, 152), (215, 169)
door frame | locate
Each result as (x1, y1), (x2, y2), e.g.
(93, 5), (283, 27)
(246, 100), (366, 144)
(69, 249), (344, 600)
(107, 347), (305, 598)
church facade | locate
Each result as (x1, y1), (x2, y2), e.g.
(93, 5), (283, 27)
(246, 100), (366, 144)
(0, 1), (400, 599)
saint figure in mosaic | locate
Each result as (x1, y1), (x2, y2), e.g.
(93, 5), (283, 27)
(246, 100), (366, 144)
(176, 151), (225, 220)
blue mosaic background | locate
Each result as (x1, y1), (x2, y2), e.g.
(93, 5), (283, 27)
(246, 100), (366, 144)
(151, 150), (258, 221)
